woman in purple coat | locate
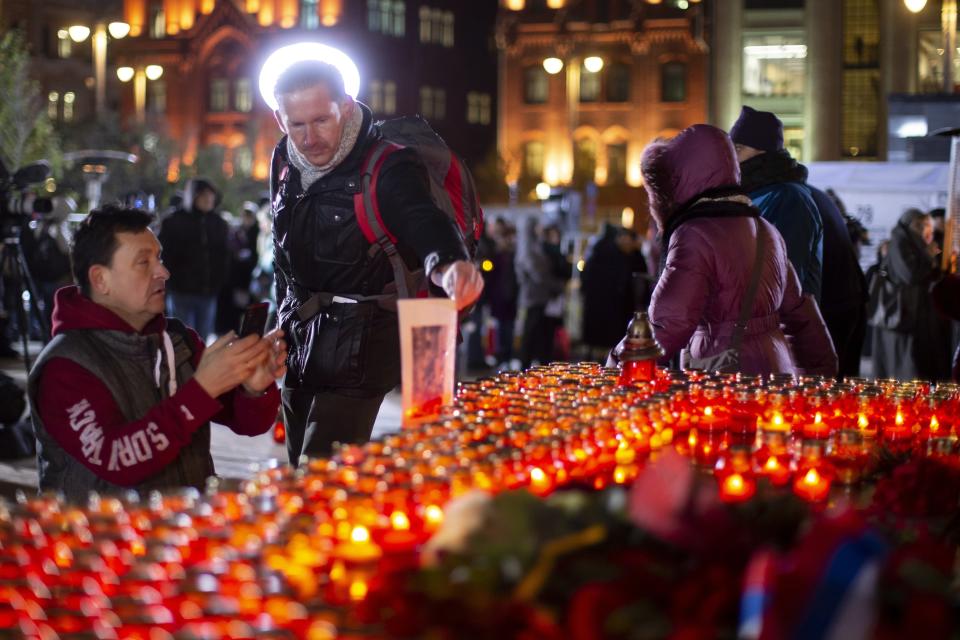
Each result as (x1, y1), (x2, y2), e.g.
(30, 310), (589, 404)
(643, 125), (837, 377)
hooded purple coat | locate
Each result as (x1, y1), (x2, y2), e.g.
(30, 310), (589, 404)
(643, 125), (837, 376)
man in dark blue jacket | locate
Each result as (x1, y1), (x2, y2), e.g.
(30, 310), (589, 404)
(730, 106), (823, 301)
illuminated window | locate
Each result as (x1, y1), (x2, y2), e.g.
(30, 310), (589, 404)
(150, 5), (166, 38)
(419, 6), (431, 42)
(573, 138), (597, 185)
(607, 142), (627, 184)
(419, 7), (450, 44)
(579, 62), (601, 102)
(384, 81), (396, 114)
(842, 0), (880, 158)
(467, 92), (491, 124)
(370, 1), (404, 36)
(235, 78), (252, 112)
(606, 63), (630, 102)
(210, 78), (230, 112)
(441, 11), (453, 46)
(235, 147), (253, 176)
(434, 88), (446, 119)
(420, 86), (433, 117)
(369, 80), (383, 112)
(742, 34), (806, 97)
(148, 80), (166, 113)
(47, 91), (59, 120)
(524, 66), (548, 104)
(368, 0), (381, 31)
(522, 141), (544, 179)
(419, 86), (445, 119)
(301, 0), (319, 28)
(57, 30), (71, 58)
(63, 91), (75, 122)
(661, 62), (686, 102)
(392, 2), (405, 36)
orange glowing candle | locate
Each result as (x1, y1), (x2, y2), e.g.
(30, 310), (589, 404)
(718, 472), (756, 503)
(793, 467), (831, 502)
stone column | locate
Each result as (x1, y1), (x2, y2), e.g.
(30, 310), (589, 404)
(709, 0), (742, 130)
(804, 0), (843, 161)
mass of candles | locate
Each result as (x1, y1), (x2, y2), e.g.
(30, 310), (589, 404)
(0, 362), (957, 636)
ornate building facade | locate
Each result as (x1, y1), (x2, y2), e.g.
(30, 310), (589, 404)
(53, 0), (498, 183)
(496, 0), (709, 208)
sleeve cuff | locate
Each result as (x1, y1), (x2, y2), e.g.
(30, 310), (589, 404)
(176, 378), (224, 429)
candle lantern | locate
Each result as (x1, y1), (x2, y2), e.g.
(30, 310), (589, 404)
(827, 429), (867, 485)
(616, 312), (665, 386)
(792, 440), (834, 502)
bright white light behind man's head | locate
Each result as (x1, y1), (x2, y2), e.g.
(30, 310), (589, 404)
(259, 42), (360, 111)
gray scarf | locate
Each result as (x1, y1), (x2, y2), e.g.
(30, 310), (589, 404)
(286, 105), (363, 192)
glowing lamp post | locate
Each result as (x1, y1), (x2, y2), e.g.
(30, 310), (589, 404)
(69, 21), (130, 116)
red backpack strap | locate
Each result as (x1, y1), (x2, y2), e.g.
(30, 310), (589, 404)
(355, 140), (411, 296)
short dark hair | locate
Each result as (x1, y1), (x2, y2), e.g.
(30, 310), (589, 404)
(72, 205), (155, 297)
(274, 60), (346, 104)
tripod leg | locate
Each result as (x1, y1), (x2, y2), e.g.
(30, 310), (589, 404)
(13, 249), (50, 344)
(0, 245), (32, 377)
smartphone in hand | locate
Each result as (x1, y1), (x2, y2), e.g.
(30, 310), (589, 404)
(238, 302), (269, 338)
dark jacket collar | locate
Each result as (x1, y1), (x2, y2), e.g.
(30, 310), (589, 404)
(739, 149), (809, 194)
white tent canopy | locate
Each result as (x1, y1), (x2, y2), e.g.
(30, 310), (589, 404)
(805, 162), (949, 268)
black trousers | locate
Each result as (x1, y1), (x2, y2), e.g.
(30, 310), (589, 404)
(281, 386), (389, 465)
(823, 303), (867, 380)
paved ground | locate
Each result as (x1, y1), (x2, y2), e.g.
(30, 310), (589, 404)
(0, 341), (403, 500)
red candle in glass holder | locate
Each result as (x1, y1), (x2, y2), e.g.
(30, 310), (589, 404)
(793, 466), (832, 502)
(719, 472), (756, 503)
(802, 411), (831, 439)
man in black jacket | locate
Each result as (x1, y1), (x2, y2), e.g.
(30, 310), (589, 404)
(269, 60), (483, 463)
(158, 179), (230, 341)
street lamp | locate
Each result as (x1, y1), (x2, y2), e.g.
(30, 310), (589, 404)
(904, 0), (927, 12)
(543, 57), (564, 74)
(117, 65), (164, 123)
(583, 56), (604, 73)
(69, 21), (129, 116)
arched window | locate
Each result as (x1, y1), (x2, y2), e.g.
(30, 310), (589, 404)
(573, 138), (597, 186)
(522, 141), (545, 180)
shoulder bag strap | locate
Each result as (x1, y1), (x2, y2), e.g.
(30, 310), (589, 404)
(730, 219), (767, 353)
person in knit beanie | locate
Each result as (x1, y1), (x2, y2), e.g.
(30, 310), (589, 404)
(729, 106), (824, 301)
(731, 107), (870, 380)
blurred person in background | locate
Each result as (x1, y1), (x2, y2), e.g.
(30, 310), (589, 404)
(581, 223), (642, 361)
(516, 218), (568, 368)
(869, 209), (952, 381)
(158, 178), (230, 341)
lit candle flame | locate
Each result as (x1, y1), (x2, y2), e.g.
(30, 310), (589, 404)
(390, 511), (410, 531)
(814, 412), (822, 424)
(930, 415), (940, 432)
(764, 456), (780, 472)
(425, 504), (444, 527)
(858, 413), (869, 429)
(704, 406), (713, 417)
(803, 468), (820, 485)
(350, 525), (370, 544)
(895, 412), (904, 426)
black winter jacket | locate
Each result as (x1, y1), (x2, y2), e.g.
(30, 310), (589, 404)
(270, 104), (468, 391)
(158, 208), (230, 296)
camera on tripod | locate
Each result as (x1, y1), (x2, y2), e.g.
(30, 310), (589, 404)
(0, 157), (53, 221)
